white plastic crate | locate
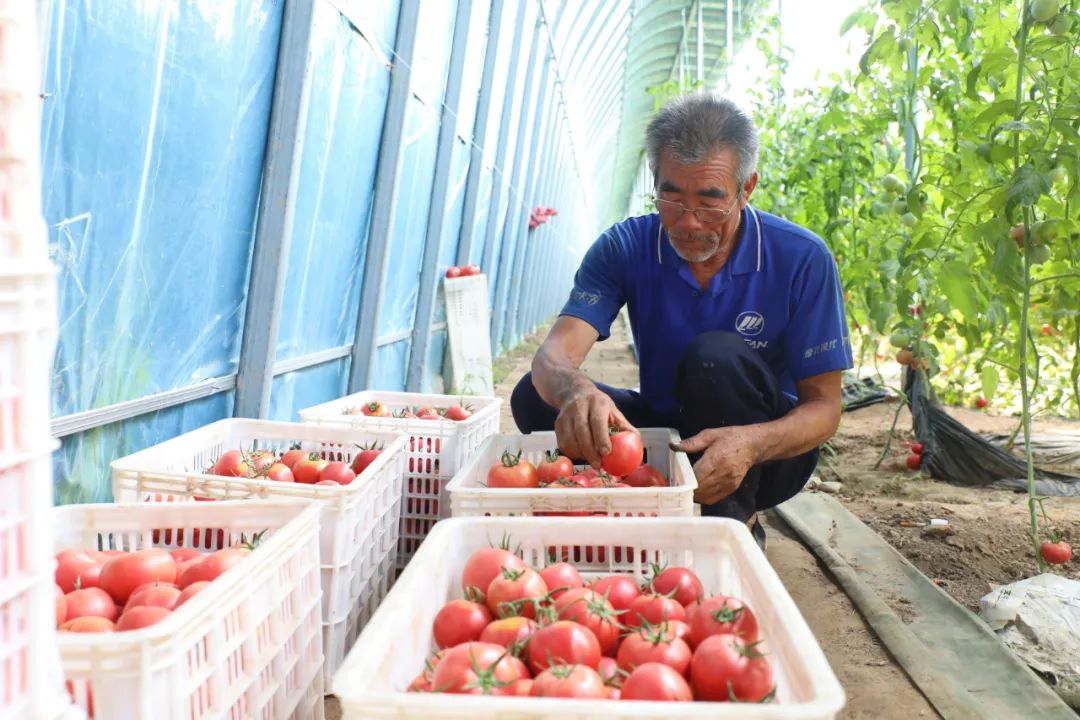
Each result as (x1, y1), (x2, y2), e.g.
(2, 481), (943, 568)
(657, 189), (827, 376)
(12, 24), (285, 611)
(447, 429), (697, 518)
(298, 391), (502, 568)
(110, 418), (408, 686)
(55, 500), (324, 720)
(443, 274), (494, 396)
(333, 516), (845, 719)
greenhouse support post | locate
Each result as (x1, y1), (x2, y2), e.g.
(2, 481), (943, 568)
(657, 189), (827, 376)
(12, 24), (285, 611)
(405, 0), (474, 392)
(233, 0), (317, 419)
(455, 0), (504, 268)
(348, 0), (422, 393)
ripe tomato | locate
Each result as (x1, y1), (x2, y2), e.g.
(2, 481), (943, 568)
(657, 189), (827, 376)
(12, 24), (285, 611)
(264, 463), (295, 482)
(55, 584), (66, 626)
(589, 575), (641, 612)
(176, 581), (211, 607)
(624, 464), (668, 487)
(414, 405), (440, 419)
(479, 616), (538, 656)
(555, 588), (622, 656)
(910, 443), (924, 455)
(690, 634), (774, 702)
(432, 600), (493, 649)
(486, 450), (539, 489)
(538, 562), (583, 599)
(64, 587), (118, 622)
(527, 621), (601, 674)
(537, 451), (574, 484)
(626, 593), (687, 630)
(431, 642), (524, 695)
(1040, 540), (1072, 565)
(617, 625), (692, 676)
(602, 429), (644, 477)
(445, 266), (463, 278)
(597, 656), (621, 687)
(508, 678), (532, 696)
(444, 404), (472, 421)
(688, 595), (759, 647)
(350, 445), (382, 475)
(116, 606), (172, 631)
(246, 449), (277, 474)
(530, 664), (607, 699)
(280, 447), (308, 469)
(649, 566), (704, 607)
(60, 616), (115, 633)
(975, 397), (988, 409)
(360, 401), (390, 417)
(666, 619), (691, 643)
(178, 547), (249, 587)
(905, 453), (922, 470)
(486, 567), (548, 619)
(99, 549), (177, 604)
(461, 547), (527, 603)
(55, 549), (105, 593)
(126, 584), (181, 611)
(210, 449), (250, 477)
(460, 264), (481, 276)
(620, 662), (693, 701)
(319, 461), (356, 485)
(169, 548), (202, 564)
(292, 455), (329, 484)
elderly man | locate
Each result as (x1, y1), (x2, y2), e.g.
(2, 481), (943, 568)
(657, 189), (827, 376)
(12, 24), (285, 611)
(510, 94), (852, 547)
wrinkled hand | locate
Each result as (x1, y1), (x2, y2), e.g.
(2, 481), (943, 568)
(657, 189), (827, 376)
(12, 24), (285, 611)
(671, 426), (762, 505)
(555, 389), (636, 468)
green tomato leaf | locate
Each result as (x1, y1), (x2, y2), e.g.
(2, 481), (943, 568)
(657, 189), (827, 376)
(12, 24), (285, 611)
(981, 365), (999, 401)
(939, 262), (980, 319)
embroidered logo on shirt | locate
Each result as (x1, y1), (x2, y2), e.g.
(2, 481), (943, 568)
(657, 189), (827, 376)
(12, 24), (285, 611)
(735, 311), (765, 336)
(804, 338), (840, 359)
(571, 288), (601, 306)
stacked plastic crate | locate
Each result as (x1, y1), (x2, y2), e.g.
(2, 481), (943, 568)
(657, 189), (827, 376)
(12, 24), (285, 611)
(0, 1), (69, 718)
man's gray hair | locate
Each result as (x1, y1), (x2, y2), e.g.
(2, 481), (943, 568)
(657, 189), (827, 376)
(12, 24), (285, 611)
(645, 94), (760, 193)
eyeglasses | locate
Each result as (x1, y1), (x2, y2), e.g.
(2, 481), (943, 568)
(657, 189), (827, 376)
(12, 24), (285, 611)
(651, 194), (739, 223)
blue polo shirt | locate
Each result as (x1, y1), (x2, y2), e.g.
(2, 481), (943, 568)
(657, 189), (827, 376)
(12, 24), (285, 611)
(561, 206), (853, 415)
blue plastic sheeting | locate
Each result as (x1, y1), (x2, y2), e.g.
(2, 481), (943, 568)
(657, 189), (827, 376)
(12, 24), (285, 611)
(268, 359), (348, 422)
(467, 167), (494, 267)
(272, 3), (392, 363)
(373, 341), (410, 392)
(423, 329), (449, 393)
(432, 139), (471, 326)
(409, 0), (456, 107)
(454, 0), (492, 139)
(41, 1), (283, 502)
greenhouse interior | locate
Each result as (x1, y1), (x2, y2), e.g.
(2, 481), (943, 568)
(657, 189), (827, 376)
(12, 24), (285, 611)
(3, 0), (1079, 718)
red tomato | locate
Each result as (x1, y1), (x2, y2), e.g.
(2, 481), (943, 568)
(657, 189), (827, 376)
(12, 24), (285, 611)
(444, 404), (472, 421)
(99, 549), (177, 604)
(264, 463), (295, 482)
(246, 449), (277, 474)
(617, 625), (692, 676)
(361, 401), (391, 417)
(210, 449), (249, 477)
(530, 664), (607, 699)
(126, 584), (181, 611)
(445, 266), (463, 278)
(64, 587), (118, 622)
(589, 575), (642, 612)
(407, 674), (431, 693)
(486, 568), (548, 619)
(461, 264), (481, 276)
(292, 455), (329, 484)
(527, 621), (601, 674)
(479, 616), (538, 655)
(626, 593), (686, 630)
(350, 446), (382, 475)
(169, 548), (202, 564)
(537, 452), (575, 484)
(486, 450), (539, 489)
(975, 397), (988, 409)
(607, 686), (621, 700)
(910, 443), (924, 455)
(688, 595), (760, 647)
(176, 581), (211, 607)
(432, 600), (493, 649)
(667, 619), (691, 643)
(597, 656), (621, 687)
(280, 448), (308, 469)
(55, 549), (105, 593)
(621, 662), (693, 701)
(601, 430), (644, 477)
(509, 678), (532, 696)
(461, 548), (527, 603)
(1041, 540), (1072, 565)
(624, 464), (668, 487)
(116, 606), (172, 632)
(649, 566), (704, 607)
(690, 634), (774, 702)
(431, 642), (525, 695)
(555, 588), (622, 656)
(178, 548), (250, 588)
(319, 461), (356, 485)
(60, 616), (115, 633)
(906, 453), (922, 470)
(55, 584), (66, 626)
(538, 562), (583, 599)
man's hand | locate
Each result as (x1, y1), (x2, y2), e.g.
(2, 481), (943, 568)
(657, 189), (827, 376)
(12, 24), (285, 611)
(555, 388), (636, 468)
(672, 426), (763, 505)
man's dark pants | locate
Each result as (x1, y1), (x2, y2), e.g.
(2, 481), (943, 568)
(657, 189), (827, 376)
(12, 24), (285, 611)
(510, 331), (819, 526)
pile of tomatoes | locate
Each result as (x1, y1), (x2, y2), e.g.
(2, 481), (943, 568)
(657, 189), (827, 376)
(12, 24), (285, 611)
(204, 443), (383, 487)
(407, 546), (774, 702)
(343, 399), (473, 422)
(445, 265), (482, 278)
(486, 430), (668, 490)
(53, 534), (262, 633)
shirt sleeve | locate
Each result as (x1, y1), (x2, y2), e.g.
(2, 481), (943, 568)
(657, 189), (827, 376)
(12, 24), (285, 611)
(559, 230), (626, 341)
(783, 244), (854, 381)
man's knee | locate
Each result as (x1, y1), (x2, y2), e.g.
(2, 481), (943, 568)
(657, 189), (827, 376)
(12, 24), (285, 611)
(510, 372), (557, 433)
